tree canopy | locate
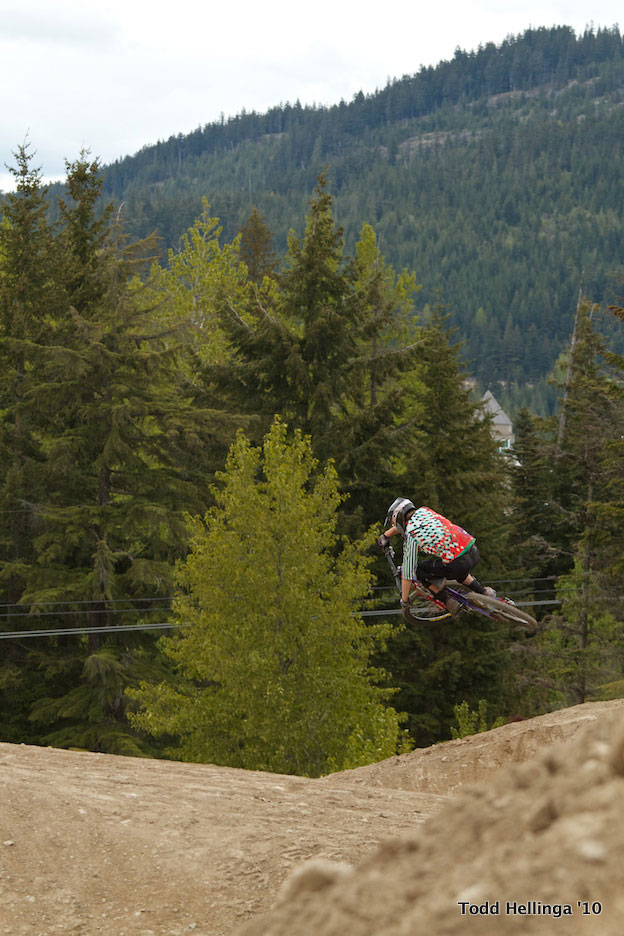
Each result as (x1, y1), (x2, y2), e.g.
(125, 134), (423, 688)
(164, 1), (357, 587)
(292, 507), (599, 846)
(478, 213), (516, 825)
(128, 418), (411, 776)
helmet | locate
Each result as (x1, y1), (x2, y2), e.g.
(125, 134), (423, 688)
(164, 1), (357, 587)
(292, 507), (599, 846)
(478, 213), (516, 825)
(385, 497), (416, 534)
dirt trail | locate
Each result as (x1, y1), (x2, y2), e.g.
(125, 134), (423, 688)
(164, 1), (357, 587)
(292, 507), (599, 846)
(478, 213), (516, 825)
(0, 699), (622, 936)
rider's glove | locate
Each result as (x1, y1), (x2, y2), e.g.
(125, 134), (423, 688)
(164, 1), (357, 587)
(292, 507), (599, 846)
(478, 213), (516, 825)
(378, 533), (390, 549)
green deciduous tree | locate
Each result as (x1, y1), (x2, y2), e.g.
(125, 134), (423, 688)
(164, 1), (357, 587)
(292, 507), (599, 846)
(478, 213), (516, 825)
(128, 418), (411, 776)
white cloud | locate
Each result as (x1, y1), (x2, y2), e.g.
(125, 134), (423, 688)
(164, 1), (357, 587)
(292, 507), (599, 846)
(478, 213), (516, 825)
(1, 4), (120, 48)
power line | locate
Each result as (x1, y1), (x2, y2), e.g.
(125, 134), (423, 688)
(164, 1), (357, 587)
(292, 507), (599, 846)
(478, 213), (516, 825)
(1, 606), (172, 620)
(0, 621), (183, 640)
(0, 594), (558, 637)
(0, 596), (175, 610)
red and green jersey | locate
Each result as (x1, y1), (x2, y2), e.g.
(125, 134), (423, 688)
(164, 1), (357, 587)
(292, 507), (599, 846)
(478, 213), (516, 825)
(402, 507), (475, 579)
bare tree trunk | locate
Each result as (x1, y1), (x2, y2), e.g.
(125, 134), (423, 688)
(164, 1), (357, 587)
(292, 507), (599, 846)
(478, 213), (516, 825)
(557, 281), (584, 450)
(89, 465), (112, 654)
(575, 478), (593, 705)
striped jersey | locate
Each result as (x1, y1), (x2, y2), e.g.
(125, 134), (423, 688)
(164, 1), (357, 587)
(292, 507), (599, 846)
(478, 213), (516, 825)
(402, 507), (475, 580)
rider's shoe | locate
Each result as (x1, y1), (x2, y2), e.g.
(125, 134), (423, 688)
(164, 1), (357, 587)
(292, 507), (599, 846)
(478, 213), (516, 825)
(484, 586), (497, 597)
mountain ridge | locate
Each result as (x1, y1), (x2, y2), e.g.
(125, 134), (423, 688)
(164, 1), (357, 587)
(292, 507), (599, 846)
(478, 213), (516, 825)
(7, 24), (624, 413)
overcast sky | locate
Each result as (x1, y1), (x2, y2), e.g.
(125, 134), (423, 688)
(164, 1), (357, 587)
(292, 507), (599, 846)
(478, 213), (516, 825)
(1, 0), (621, 192)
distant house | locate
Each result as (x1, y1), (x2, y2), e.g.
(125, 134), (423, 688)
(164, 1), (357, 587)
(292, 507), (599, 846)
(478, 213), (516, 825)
(481, 391), (514, 451)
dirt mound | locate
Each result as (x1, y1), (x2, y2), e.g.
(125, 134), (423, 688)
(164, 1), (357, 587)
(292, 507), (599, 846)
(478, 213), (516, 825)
(235, 704), (624, 936)
(325, 699), (624, 795)
(0, 700), (622, 935)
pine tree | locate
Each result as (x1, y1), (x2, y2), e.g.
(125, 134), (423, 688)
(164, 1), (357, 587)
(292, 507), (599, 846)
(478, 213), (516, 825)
(0, 143), (61, 605)
(15, 160), (217, 753)
(57, 150), (113, 314)
(537, 302), (624, 705)
(509, 407), (568, 578)
(374, 304), (521, 745)
(238, 206), (279, 284)
(128, 418), (411, 776)
(211, 176), (421, 531)
(393, 304), (510, 573)
(0, 143), (64, 742)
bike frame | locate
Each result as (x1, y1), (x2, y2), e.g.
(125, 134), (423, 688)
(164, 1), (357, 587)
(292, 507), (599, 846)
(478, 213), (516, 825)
(385, 545), (496, 621)
(382, 542), (537, 631)
(409, 577), (497, 618)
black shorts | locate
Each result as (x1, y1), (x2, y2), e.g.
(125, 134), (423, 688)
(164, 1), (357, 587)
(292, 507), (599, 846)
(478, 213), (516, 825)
(417, 543), (480, 585)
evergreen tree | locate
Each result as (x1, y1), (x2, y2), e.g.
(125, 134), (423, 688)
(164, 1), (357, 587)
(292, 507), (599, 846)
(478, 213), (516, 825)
(394, 304), (510, 567)
(211, 176), (421, 532)
(536, 303), (624, 704)
(0, 143), (63, 742)
(15, 161), (216, 753)
(128, 418), (411, 776)
(57, 150), (113, 314)
(156, 199), (245, 368)
(151, 200), (260, 473)
(238, 206), (279, 284)
(374, 305), (521, 745)
(0, 144), (61, 603)
(509, 407), (568, 578)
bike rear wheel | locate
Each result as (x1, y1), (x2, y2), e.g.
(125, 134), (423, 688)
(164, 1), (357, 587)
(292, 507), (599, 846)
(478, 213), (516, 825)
(464, 591), (537, 631)
(405, 594), (452, 622)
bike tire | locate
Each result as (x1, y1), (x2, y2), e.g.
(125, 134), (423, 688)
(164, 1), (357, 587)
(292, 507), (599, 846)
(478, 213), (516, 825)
(464, 591), (537, 631)
(406, 595), (452, 622)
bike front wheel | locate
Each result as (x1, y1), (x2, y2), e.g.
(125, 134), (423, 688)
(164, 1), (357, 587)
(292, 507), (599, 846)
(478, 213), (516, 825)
(465, 591), (537, 631)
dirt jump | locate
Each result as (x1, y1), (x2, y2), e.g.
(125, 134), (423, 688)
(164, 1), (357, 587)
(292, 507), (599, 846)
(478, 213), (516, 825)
(0, 698), (622, 936)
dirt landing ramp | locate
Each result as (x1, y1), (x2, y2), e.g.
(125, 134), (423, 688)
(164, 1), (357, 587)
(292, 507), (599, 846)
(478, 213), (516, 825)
(235, 703), (624, 936)
(325, 699), (624, 795)
(0, 743), (439, 936)
(0, 699), (622, 935)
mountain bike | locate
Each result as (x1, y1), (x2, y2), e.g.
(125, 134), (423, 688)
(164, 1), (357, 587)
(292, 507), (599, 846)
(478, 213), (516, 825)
(382, 544), (537, 631)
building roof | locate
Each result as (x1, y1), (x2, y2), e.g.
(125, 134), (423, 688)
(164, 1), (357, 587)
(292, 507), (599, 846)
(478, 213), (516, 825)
(482, 390), (512, 428)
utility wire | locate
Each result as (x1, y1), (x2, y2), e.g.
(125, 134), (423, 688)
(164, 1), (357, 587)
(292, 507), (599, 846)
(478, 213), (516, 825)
(0, 596), (175, 610)
(0, 621), (183, 639)
(1, 606), (172, 619)
(0, 594), (557, 638)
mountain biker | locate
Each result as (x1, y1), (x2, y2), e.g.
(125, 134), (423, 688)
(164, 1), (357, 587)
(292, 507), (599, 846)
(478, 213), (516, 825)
(379, 497), (496, 619)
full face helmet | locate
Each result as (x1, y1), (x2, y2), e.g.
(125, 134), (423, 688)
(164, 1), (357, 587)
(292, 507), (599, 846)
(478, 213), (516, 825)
(385, 497), (416, 535)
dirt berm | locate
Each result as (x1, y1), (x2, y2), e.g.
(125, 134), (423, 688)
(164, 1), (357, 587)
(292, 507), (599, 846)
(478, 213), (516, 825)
(0, 699), (622, 936)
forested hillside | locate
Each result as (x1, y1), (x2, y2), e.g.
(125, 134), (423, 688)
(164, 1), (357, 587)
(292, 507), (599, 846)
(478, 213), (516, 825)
(42, 23), (624, 414)
(1, 25), (624, 768)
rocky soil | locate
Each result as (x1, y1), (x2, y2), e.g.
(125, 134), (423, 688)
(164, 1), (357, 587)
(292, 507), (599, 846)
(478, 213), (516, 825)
(0, 699), (622, 936)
